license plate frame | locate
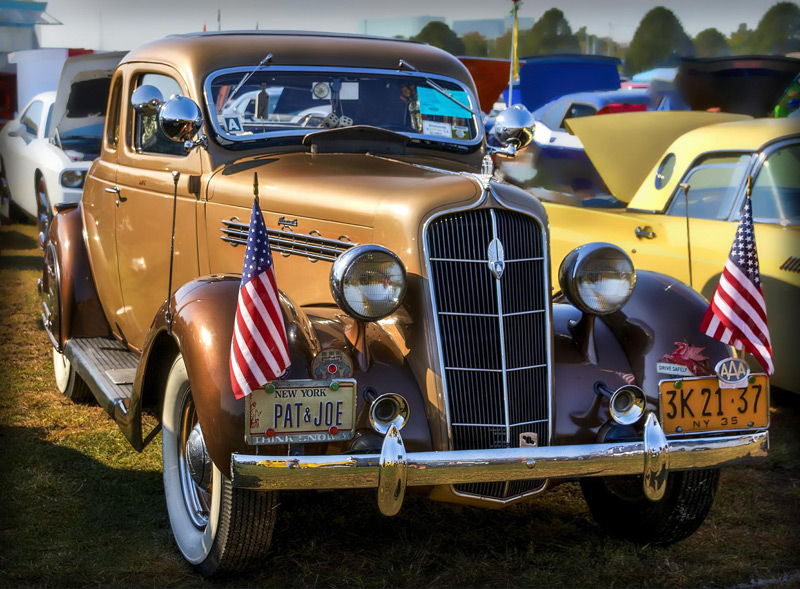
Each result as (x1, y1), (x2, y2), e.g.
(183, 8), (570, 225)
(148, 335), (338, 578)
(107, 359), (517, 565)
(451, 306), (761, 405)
(658, 374), (769, 435)
(245, 379), (357, 445)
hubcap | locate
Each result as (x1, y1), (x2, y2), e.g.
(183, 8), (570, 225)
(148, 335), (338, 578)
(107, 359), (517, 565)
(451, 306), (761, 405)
(178, 388), (212, 529)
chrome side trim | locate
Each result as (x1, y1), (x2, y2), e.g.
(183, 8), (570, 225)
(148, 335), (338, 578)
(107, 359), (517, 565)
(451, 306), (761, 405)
(231, 422), (769, 499)
(221, 219), (356, 262)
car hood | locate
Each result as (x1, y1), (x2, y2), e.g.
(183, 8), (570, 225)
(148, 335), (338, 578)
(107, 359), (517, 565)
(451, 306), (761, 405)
(564, 111), (750, 203)
(49, 51), (125, 141)
(209, 151), (485, 230)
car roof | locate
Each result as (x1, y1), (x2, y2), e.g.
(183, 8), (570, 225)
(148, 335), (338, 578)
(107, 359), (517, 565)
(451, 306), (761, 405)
(120, 31), (476, 92)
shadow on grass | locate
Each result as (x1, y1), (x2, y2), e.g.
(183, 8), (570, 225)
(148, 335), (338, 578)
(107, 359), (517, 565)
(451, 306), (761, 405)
(0, 228), (38, 251)
(0, 424), (181, 585)
(0, 254), (42, 271)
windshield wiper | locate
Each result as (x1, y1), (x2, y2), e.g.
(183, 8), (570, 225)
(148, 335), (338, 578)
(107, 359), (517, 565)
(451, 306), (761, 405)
(398, 59), (475, 116)
(223, 53), (273, 110)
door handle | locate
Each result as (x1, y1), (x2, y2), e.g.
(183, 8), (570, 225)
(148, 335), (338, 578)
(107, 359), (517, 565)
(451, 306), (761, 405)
(104, 186), (126, 206)
(635, 226), (656, 239)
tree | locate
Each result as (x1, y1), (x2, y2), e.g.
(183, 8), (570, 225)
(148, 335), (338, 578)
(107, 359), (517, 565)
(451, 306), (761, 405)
(729, 23), (754, 54)
(524, 8), (580, 55)
(461, 31), (489, 57)
(412, 21), (465, 55)
(626, 7), (694, 74)
(748, 2), (800, 54)
(694, 28), (731, 57)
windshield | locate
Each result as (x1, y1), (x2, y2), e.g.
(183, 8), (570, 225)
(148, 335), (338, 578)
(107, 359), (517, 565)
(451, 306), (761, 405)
(205, 68), (480, 146)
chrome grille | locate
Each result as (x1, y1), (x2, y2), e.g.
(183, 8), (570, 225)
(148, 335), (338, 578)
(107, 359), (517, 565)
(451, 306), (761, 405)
(426, 208), (550, 501)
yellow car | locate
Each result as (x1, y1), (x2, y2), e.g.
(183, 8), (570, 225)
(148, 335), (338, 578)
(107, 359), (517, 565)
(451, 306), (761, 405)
(504, 112), (800, 393)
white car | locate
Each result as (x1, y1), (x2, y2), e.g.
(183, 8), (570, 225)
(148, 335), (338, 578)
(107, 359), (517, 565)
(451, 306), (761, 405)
(0, 51), (124, 245)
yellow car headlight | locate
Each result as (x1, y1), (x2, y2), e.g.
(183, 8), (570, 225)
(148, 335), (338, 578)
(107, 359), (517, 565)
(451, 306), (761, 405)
(558, 243), (636, 315)
(330, 245), (407, 321)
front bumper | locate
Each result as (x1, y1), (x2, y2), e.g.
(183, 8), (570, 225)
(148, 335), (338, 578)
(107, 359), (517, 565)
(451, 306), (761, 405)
(231, 413), (768, 516)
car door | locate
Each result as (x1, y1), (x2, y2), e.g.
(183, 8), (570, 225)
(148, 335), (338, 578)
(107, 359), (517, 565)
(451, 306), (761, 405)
(82, 73), (125, 334)
(114, 66), (201, 350)
(5, 97), (51, 217)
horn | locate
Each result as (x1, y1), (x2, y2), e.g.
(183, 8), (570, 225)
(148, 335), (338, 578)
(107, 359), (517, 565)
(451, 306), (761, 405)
(609, 385), (647, 426)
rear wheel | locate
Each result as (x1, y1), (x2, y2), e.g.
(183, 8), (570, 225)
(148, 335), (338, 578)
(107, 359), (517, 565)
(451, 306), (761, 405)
(53, 347), (93, 403)
(162, 355), (278, 577)
(580, 469), (720, 546)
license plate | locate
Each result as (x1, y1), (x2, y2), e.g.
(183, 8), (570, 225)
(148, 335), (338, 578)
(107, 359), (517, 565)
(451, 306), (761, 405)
(245, 379), (357, 445)
(659, 374), (769, 435)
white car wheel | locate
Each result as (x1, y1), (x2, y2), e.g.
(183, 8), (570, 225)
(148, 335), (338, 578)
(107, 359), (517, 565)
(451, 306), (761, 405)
(162, 355), (277, 577)
(53, 347), (93, 403)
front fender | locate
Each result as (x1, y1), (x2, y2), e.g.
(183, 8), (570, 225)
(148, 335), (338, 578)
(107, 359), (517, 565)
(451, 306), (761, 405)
(550, 270), (730, 445)
(136, 274), (322, 474)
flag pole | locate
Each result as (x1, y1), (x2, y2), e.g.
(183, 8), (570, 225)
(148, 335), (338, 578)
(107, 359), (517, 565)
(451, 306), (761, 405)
(253, 172), (259, 207)
(507, 0), (520, 109)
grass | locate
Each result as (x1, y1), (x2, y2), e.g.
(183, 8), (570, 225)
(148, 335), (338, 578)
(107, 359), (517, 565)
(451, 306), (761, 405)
(1, 221), (799, 587)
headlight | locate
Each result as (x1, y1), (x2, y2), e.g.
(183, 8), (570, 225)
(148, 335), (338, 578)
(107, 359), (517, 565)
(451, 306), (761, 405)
(60, 170), (86, 188)
(558, 243), (636, 315)
(330, 245), (407, 321)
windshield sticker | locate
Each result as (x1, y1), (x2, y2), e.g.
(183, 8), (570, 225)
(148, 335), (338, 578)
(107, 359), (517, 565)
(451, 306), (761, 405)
(312, 82), (359, 100)
(422, 120), (452, 137)
(452, 125), (470, 139)
(417, 87), (471, 119)
(223, 114), (243, 133)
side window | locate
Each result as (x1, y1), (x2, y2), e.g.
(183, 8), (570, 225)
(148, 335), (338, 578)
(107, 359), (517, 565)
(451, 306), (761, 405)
(667, 154), (751, 221)
(134, 73), (186, 156)
(751, 144), (800, 223)
(540, 102), (568, 130)
(106, 77), (122, 150)
(561, 103), (596, 129)
(21, 100), (43, 135)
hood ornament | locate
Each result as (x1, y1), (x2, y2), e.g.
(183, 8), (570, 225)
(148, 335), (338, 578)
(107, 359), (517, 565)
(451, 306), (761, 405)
(487, 238), (505, 280)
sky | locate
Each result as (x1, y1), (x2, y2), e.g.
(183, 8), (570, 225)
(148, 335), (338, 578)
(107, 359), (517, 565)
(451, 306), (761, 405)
(36, 0), (782, 52)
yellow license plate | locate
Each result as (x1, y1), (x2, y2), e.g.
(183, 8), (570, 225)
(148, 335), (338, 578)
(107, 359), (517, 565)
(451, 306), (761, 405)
(245, 379), (357, 445)
(659, 374), (769, 435)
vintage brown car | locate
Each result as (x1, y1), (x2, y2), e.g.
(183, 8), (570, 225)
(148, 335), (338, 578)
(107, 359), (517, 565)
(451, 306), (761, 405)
(41, 31), (769, 577)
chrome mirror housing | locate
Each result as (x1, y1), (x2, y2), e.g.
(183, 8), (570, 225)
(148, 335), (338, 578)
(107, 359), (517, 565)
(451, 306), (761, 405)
(131, 85), (164, 116)
(493, 104), (534, 151)
(158, 96), (208, 151)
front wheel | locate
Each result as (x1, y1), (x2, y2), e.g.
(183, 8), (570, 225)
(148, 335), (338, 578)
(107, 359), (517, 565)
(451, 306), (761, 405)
(162, 355), (278, 577)
(580, 469), (720, 546)
(36, 176), (52, 248)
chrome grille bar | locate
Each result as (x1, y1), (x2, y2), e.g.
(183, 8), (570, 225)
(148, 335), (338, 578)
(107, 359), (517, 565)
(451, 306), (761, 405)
(426, 207), (550, 501)
(221, 219), (356, 262)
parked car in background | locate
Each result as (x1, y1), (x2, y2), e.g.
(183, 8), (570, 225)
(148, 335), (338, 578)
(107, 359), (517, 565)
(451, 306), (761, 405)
(508, 111), (799, 394)
(0, 51), (123, 244)
(497, 88), (651, 198)
(41, 31), (769, 577)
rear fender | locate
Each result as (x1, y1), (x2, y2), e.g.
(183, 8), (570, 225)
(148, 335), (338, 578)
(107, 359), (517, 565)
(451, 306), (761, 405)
(41, 203), (109, 350)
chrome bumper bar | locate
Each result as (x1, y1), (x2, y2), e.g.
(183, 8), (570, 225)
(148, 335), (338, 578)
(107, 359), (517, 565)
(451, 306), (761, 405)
(231, 413), (768, 516)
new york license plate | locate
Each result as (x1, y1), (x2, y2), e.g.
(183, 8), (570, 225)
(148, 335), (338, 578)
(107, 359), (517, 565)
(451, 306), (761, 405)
(659, 374), (769, 435)
(245, 379), (357, 445)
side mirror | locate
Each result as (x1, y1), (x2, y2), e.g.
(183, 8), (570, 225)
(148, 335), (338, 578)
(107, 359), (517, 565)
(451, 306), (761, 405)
(159, 96), (207, 151)
(131, 85), (164, 116)
(493, 104), (534, 151)
(7, 123), (25, 138)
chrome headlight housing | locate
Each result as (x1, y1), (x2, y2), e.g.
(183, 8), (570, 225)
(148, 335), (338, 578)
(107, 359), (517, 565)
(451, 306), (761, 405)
(330, 245), (407, 321)
(60, 170), (86, 188)
(558, 243), (636, 315)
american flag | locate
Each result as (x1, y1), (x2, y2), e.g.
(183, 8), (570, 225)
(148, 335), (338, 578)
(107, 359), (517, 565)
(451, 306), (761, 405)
(700, 197), (773, 374)
(229, 197), (290, 399)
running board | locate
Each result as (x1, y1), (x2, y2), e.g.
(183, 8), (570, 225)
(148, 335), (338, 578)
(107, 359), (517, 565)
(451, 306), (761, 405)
(63, 337), (138, 422)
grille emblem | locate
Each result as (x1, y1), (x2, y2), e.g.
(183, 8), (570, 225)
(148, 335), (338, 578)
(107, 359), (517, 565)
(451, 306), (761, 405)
(487, 238), (505, 280)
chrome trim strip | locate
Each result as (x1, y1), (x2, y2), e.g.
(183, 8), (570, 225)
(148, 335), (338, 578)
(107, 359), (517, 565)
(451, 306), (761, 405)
(221, 219), (357, 261)
(231, 425), (769, 492)
(203, 65), (483, 147)
(490, 209), (513, 451)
